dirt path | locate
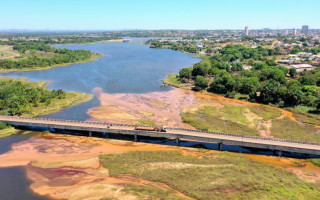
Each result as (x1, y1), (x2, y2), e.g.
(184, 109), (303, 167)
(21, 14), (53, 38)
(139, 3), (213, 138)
(0, 46), (20, 59)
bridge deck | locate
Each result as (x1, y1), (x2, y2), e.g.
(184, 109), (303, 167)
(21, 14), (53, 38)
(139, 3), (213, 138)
(1, 115), (320, 156)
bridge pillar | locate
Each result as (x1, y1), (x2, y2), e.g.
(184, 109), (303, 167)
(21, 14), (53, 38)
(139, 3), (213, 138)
(218, 143), (223, 151)
(104, 132), (109, 138)
(176, 138), (180, 146)
(278, 150), (282, 157)
(89, 131), (92, 137)
(134, 134), (139, 142)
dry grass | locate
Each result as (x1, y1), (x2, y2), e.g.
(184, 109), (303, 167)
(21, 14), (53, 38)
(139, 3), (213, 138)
(99, 151), (320, 200)
(271, 117), (320, 143)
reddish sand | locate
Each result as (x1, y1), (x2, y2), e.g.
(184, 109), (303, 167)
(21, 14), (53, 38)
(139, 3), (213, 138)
(89, 87), (199, 128)
(0, 133), (319, 199)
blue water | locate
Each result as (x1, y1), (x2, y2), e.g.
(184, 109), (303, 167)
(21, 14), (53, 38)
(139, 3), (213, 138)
(0, 133), (49, 200)
(0, 42), (200, 120)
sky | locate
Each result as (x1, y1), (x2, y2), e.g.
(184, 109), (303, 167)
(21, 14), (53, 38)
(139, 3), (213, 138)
(1, 0), (319, 30)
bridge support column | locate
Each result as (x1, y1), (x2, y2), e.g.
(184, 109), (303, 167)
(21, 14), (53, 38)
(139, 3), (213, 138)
(89, 131), (92, 137)
(134, 134), (139, 142)
(278, 150), (282, 157)
(273, 150), (277, 156)
(104, 132), (109, 138)
(218, 143), (223, 151)
(176, 138), (180, 146)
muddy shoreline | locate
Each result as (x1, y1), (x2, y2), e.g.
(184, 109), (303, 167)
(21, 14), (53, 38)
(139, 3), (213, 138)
(0, 133), (319, 199)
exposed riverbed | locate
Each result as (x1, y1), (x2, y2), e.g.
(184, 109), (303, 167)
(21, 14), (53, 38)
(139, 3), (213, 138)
(0, 41), (319, 199)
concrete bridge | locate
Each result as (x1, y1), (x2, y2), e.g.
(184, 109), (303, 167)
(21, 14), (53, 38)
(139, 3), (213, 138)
(1, 115), (320, 156)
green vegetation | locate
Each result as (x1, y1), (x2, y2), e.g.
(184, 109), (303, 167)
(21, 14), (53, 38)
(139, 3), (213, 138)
(271, 117), (320, 143)
(0, 78), (93, 117)
(0, 51), (12, 57)
(173, 44), (320, 114)
(148, 40), (200, 54)
(137, 120), (157, 126)
(122, 185), (184, 200)
(307, 158), (320, 167)
(163, 74), (190, 89)
(0, 41), (103, 72)
(0, 122), (18, 138)
(183, 106), (260, 136)
(99, 151), (320, 200)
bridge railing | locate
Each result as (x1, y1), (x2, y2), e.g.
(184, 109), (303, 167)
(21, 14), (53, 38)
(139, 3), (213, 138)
(2, 115), (320, 146)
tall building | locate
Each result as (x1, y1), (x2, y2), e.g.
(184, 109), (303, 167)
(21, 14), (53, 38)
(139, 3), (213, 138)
(284, 29), (289, 35)
(302, 25), (309, 35)
(293, 28), (297, 35)
(245, 26), (249, 36)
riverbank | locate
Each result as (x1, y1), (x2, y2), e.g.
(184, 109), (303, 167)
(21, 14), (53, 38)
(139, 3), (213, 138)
(163, 74), (320, 143)
(1, 133), (319, 199)
(0, 53), (104, 73)
(0, 77), (93, 137)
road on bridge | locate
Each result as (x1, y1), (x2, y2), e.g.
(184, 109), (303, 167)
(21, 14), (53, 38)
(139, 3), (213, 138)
(1, 115), (320, 156)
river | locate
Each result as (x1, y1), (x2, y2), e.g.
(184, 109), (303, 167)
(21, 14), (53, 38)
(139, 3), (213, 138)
(0, 41), (200, 120)
(0, 41), (200, 199)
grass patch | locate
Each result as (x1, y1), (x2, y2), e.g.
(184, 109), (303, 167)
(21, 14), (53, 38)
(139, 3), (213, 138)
(22, 131), (32, 135)
(22, 91), (93, 117)
(122, 185), (184, 200)
(182, 106), (260, 136)
(307, 158), (320, 167)
(249, 105), (282, 121)
(163, 74), (190, 89)
(137, 120), (157, 126)
(287, 106), (320, 126)
(271, 117), (320, 143)
(0, 123), (19, 138)
(0, 51), (12, 57)
(99, 151), (320, 200)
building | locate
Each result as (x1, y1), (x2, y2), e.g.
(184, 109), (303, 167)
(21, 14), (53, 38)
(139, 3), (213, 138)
(293, 28), (297, 35)
(302, 25), (309, 35)
(245, 26), (249, 36)
(284, 29), (289, 35)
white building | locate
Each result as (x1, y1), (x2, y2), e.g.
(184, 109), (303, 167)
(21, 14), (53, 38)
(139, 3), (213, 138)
(245, 26), (249, 36)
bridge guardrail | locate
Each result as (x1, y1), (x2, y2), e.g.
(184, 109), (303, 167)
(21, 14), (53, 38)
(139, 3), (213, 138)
(1, 115), (320, 146)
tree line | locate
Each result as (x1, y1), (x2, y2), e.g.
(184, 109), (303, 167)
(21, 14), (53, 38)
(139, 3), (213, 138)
(0, 79), (66, 116)
(0, 41), (92, 69)
(178, 45), (320, 110)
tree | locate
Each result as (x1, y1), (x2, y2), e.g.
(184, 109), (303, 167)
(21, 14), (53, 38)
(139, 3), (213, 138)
(194, 76), (208, 91)
(282, 89), (303, 107)
(289, 68), (297, 78)
(231, 62), (243, 72)
(236, 77), (259, 94)
(192, 61), (211, 77)
(179, 68), (192, 82)
(209, 73), (235, 94)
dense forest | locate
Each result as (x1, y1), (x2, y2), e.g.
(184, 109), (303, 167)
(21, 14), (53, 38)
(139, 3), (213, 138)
(0, 41), (94, 70)
(0, 79), (66, 115)
(178, 45), (320, 110)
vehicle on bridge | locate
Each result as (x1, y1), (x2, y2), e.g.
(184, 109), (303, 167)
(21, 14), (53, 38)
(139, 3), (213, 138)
(134, 126), (167, 132)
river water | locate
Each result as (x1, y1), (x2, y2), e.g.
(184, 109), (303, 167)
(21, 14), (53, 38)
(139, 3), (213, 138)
(0, 41), (200, 199)
(0, 42), (200, 120)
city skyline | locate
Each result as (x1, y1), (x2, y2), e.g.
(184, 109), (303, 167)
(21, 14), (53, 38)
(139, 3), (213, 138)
(1, 0), (320, 30)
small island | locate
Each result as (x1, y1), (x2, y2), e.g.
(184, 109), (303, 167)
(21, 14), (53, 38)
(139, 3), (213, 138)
(0, 77), (93, 137)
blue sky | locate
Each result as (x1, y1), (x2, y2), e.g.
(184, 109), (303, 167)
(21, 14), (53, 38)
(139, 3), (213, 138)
(1, 0), (319, 30)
